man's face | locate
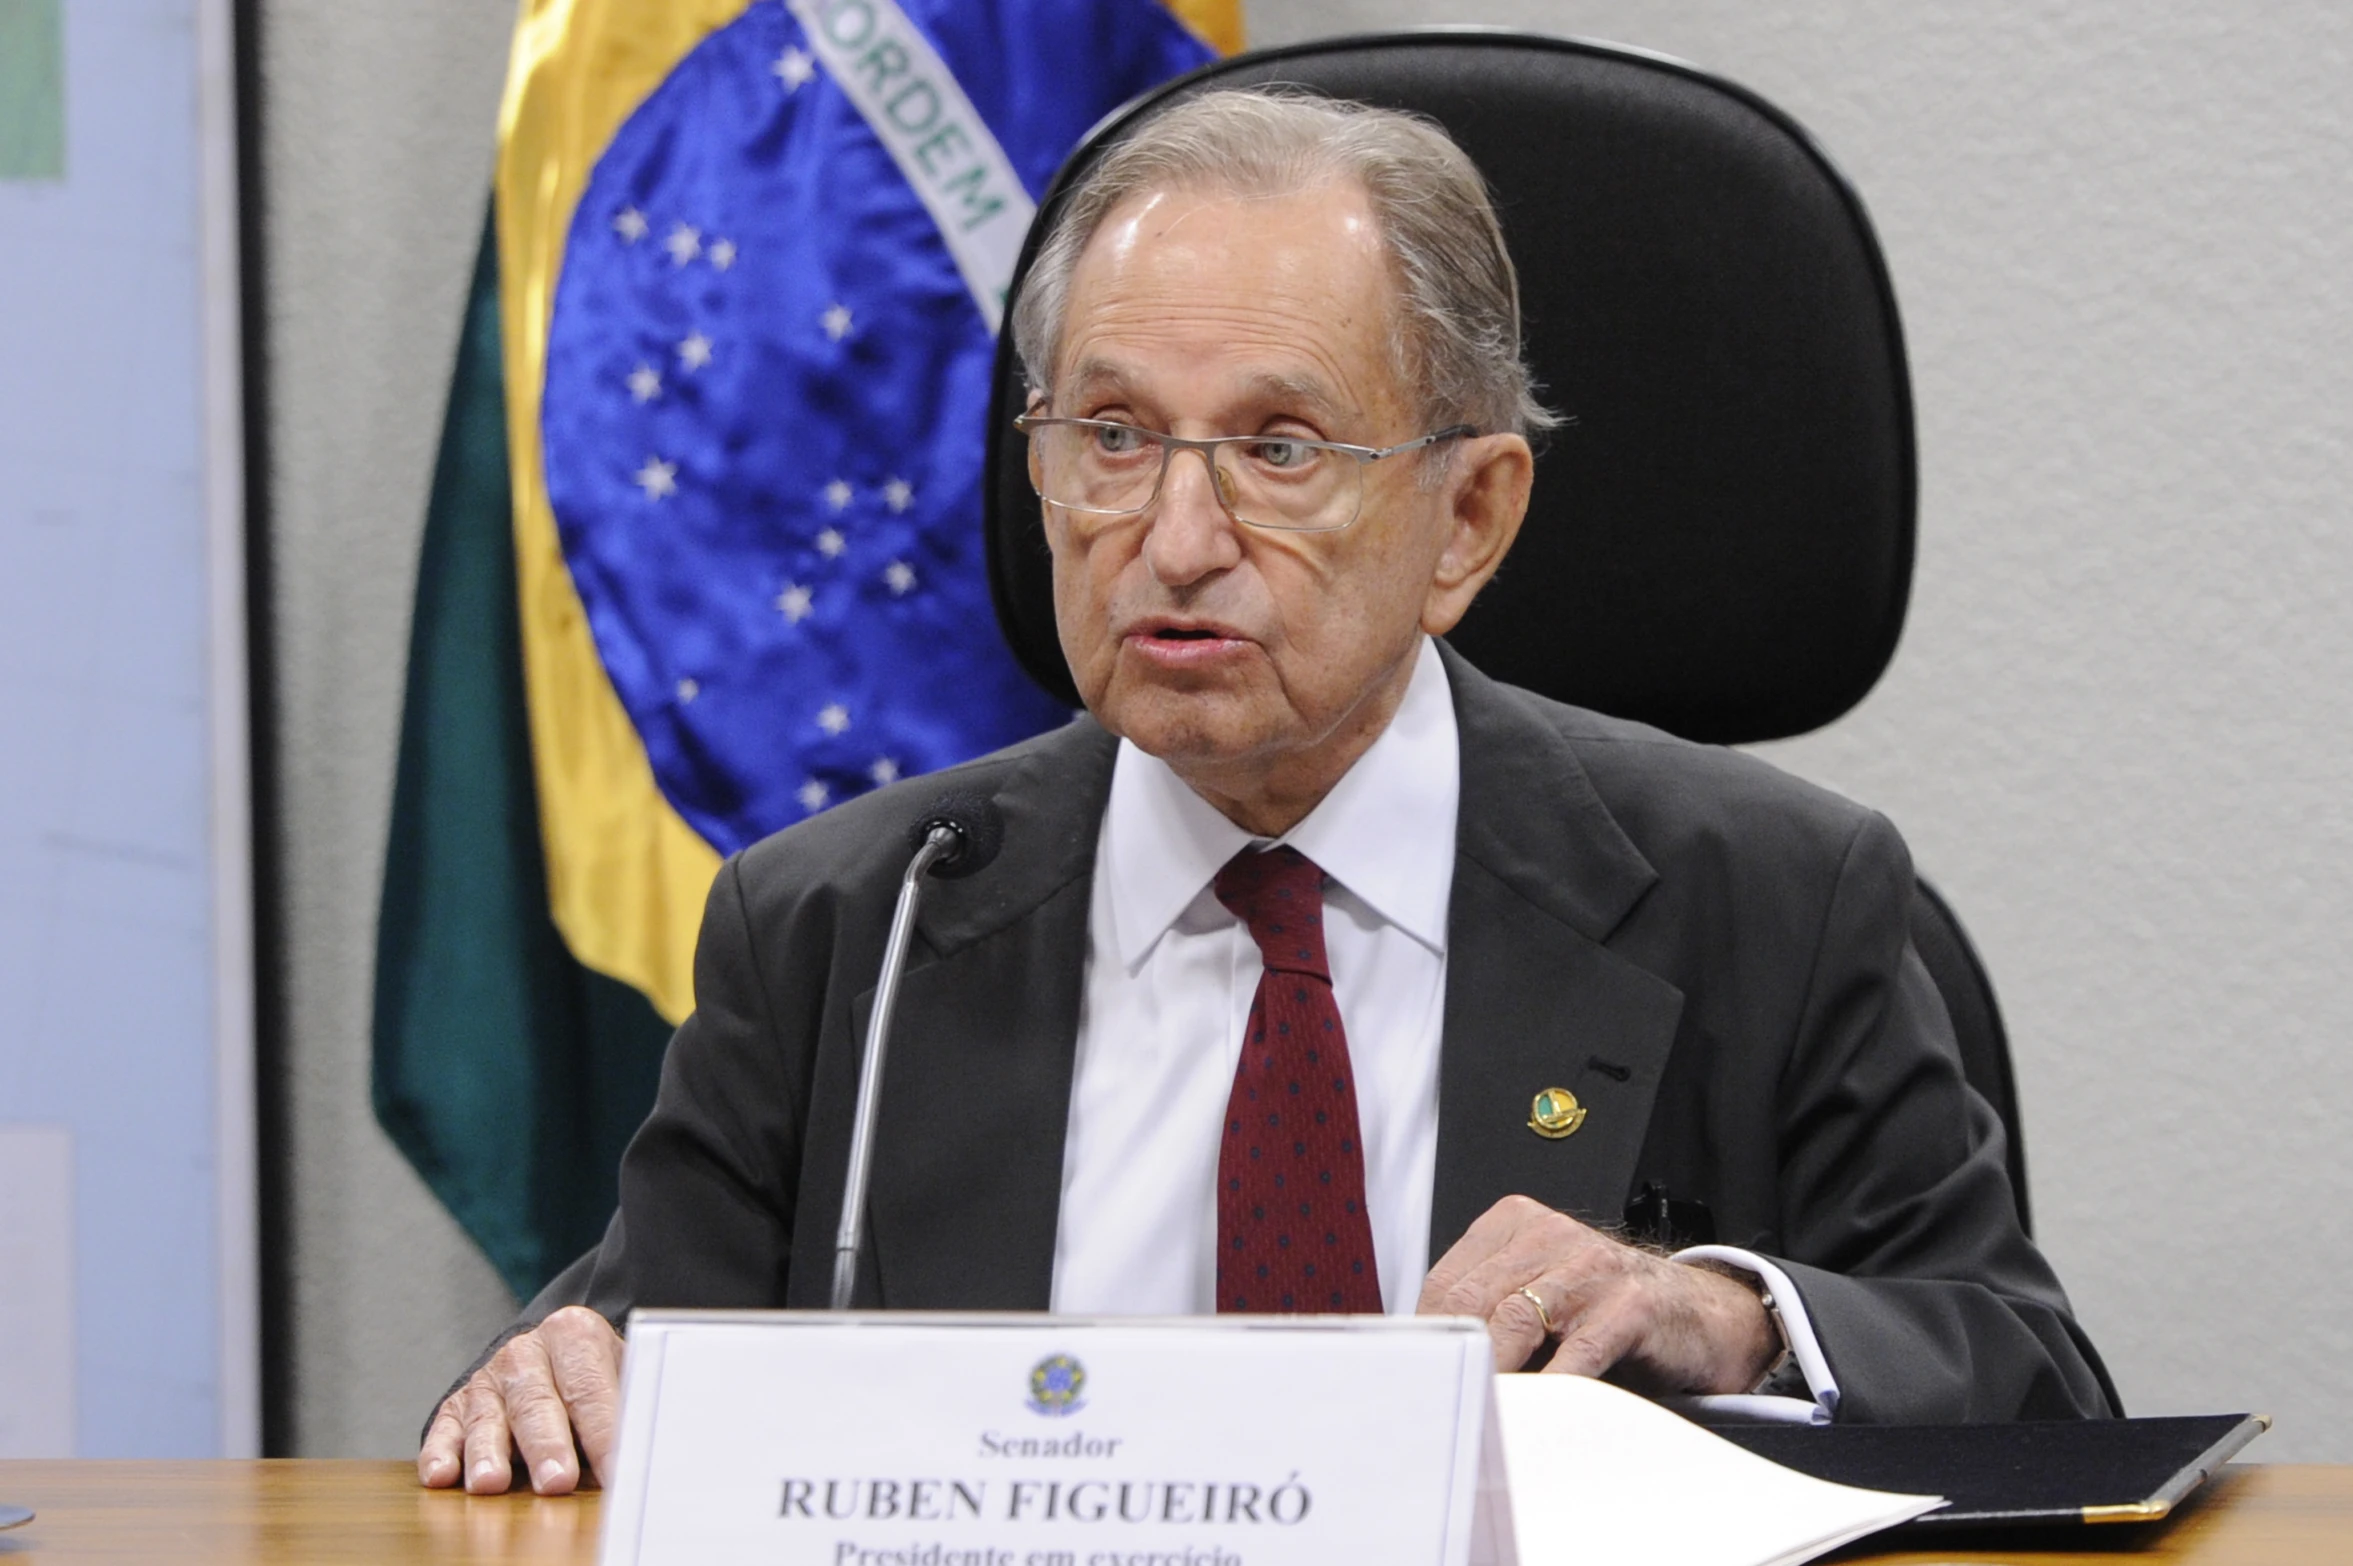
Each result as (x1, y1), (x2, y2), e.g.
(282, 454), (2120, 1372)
(1041, 180), (1487, 808)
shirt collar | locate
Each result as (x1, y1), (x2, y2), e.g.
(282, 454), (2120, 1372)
(1101, 636), (1460, 970)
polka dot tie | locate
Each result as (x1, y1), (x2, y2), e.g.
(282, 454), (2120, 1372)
(1211, 846), (1384, 1314)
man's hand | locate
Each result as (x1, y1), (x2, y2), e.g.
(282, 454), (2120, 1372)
(1418, 1196), (1778, 1394)
(417, 1306), (625, 1494)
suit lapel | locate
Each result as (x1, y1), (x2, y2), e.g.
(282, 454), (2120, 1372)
(1430, 646), (1687, 1255)
(859, 721), (1117, 1309)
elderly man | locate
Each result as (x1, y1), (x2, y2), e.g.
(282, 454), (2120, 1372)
(421, 88), (2110, 1495)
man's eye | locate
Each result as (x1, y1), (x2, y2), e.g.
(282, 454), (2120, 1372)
(1244, 438), (1314, 471)
(1090, 424), (1149, 457)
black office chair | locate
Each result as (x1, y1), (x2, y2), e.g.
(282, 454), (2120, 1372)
(981, 30), (2037, 1231)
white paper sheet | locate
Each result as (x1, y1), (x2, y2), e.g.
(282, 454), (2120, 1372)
(1495, 1376), (1942, 1566)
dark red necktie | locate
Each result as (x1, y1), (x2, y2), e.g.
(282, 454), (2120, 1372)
(1212, 846), (1384, 1314)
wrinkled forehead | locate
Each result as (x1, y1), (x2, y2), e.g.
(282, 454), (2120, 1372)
(1051, 179), (1411, 423)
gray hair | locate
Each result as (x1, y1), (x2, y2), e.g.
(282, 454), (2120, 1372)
(1010, 87), (1559, 441)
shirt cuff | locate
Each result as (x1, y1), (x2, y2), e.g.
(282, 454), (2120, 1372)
(1661, 1245), (1840, 1426)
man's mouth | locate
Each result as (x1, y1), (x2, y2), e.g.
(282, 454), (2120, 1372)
(1122, 619), (1253, 670)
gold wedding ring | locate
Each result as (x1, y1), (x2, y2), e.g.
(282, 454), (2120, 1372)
(1516, 1284), (1557, 1336)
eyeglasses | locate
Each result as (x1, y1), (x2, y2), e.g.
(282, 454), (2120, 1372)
(1015, 415), (1475, 534)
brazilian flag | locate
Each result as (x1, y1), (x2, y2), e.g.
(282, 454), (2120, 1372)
(374, 0), (1239, 1300)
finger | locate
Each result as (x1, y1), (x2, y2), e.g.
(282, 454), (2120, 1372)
(417, 1396), (465, 1488)
(497, 1332), (583, 1495)
(458, 1372), (516, 1495)
(1540, 1278), (1650, 1380)
(1488, 1266), (1623, 1373)
(542, 1308), (626, 1488)
(1418, 1195), (1554, 1313)
(1484, 1283), (1556, 1373)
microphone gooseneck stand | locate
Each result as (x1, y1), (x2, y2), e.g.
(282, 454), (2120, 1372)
(830, 824), (958, 1309)
(831, 791), (1003, 1311)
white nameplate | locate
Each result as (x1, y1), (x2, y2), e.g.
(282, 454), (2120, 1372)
(599, 1310), (1500, 1566)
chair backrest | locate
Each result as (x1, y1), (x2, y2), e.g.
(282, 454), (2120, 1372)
(984, 28), (1914, 743)
(981, 31), (2037, 1224)
(1910, 879), (2032, 1234)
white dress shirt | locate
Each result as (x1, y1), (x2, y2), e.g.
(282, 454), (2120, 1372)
(1045, 636), (1836, 1421)
(1052, 636), (1458, 1317)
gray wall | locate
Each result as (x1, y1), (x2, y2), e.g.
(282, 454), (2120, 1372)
(257, 0), (517, 1456)
(260, 1), (2353, 1455)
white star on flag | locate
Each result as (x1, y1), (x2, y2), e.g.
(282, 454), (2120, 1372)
(777, 583), (814, 623)
(677, 677), (700, 702)
(884, 560), (917, 595)
(709, 238), (737, 270)
(798, 778), (830, 811)
(822, 303), (854, 341)
(817, 703), (851, 735)
(882, 477), (914, 513)
(774, 47), (817, 92)
(824, 479), (852, 510)
(816, 528), (846, 559)
(664, 223), (702, 266)
(677, 332), (713, 371)
(635, 456), (678, 500)
(869, 757), (901, 786)
(627, 364), (662, 403)
(613, 207), (649, 242)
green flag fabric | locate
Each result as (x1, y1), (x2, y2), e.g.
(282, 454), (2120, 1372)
(371, 215), (673, 1302)
(0, 0), (65, 180)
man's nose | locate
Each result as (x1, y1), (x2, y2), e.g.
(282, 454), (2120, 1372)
(1141, 444), (1243, 586)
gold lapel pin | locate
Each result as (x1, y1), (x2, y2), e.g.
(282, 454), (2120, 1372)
(1528, 1087), (1587, 1140)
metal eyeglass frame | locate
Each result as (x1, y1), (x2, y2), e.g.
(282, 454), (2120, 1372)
(1014, 414), (1476, 533)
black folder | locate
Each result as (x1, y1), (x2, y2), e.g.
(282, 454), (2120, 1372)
(1717, 1413), (2268, 1528)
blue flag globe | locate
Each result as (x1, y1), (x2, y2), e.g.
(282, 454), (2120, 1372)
(541, 0), (1213, 855)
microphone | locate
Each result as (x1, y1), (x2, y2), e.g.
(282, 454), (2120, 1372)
(831, 790), (1007, 1309)
(907, 789), (1005, 880)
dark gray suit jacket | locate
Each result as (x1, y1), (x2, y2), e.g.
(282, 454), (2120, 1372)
(508, 644), (2112, 1424)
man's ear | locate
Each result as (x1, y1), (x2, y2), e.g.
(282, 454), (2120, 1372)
(1422, 433), (1533, 637)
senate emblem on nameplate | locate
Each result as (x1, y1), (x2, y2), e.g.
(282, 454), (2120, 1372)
(1026, 1353), (1087, 1417)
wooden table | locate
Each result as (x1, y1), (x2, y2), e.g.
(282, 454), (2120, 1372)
(0, 1460), (2344, 1562)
